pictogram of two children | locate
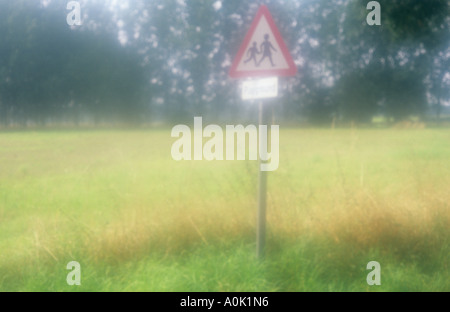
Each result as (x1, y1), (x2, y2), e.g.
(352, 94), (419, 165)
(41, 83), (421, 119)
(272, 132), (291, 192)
(244, 34), (277, 67)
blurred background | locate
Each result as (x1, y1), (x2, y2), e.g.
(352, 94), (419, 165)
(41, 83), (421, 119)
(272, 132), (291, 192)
(0, 0), (448, 127)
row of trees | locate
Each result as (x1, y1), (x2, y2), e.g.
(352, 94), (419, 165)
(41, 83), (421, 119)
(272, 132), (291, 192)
(0, 1), (148, 125)
(0, 0), (449, 126)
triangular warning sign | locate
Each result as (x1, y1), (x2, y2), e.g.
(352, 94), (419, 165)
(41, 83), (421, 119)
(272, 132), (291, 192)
(229, 5), (297, 79)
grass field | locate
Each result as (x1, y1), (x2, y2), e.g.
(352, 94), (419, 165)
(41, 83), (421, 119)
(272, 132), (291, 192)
(0, 128), (448, 292)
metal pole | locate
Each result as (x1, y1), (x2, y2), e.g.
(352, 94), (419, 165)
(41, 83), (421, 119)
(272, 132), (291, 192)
(257, 101), (267, 259)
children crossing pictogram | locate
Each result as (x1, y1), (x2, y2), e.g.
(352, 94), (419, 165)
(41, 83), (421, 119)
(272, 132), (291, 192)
(244, 35), (279, 68)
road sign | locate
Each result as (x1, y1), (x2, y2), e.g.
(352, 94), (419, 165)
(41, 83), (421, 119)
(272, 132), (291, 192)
(242, 77), (278, 100)
(228, 5), (297, 260)
(229, 5), (297, 79)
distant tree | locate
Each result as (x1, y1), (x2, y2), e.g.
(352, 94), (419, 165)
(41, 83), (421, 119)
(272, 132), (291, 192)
(0, 0), (148, 126)
(1, 0), (448, 126)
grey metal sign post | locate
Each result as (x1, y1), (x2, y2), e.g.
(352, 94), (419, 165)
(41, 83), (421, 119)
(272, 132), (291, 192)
(257, 101), (268, 259)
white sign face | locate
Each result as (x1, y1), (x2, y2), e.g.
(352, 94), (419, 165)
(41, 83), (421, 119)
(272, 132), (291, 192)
(236, 16), (290, 73)
(242, 77), (278, 100)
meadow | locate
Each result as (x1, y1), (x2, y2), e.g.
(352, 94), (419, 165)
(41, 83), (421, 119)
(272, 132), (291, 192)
(0, 128), (448, 291)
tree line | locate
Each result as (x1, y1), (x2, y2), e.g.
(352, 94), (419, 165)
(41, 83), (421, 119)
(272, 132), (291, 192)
(0, 0), (448, 127)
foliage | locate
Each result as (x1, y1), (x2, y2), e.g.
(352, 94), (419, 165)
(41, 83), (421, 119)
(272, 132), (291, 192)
(0, 0), (448, 125)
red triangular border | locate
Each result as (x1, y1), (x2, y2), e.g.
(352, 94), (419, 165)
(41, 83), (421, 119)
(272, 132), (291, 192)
(229, 5), (297, 79)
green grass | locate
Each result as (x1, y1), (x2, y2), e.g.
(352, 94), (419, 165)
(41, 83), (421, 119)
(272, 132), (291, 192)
(0, 128), (448, 292)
